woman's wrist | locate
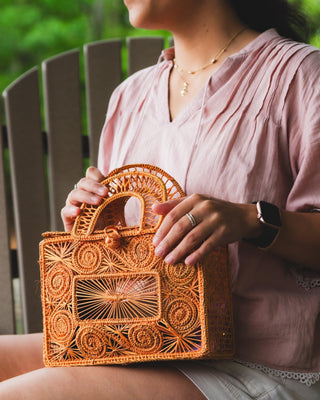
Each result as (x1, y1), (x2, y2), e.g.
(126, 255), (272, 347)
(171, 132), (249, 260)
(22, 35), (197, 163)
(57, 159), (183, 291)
(241, 202), (264, 241)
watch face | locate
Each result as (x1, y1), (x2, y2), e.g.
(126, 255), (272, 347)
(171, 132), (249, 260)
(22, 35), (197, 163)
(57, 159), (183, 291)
(257, 201), (282, 228)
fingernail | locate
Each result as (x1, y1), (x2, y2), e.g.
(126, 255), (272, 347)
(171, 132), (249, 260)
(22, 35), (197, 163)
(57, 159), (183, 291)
(98, 187), (107, 196)
(165, 254), (174, 264)
(91, 196), (100, 203)
(185, 255), (195, 266)
(154, 245), (165, 257)
(71, 206), (79, 216)
(153, 235), (160, 246)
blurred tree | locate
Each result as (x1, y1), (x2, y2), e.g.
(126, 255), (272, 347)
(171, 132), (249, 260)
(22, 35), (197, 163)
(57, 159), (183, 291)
(291, 0), (320, 46)
(0, 0), (92, 91)
(292, 0), (320, 26)
(0, 0), (164, 92)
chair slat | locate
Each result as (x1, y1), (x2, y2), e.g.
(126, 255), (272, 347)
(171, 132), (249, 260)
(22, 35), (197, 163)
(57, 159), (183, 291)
(3, 68), (49, 333)
(42, 50), (84, 231)
(0, 105), (15, 334)
(1, 35), (167, 334)
(127, 37), (164, 76)
(84, 39), (122, 166)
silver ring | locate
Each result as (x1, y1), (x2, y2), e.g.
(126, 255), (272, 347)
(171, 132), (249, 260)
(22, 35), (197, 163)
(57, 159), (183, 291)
(186, 212), (197, 228)
(73, 184), (78, 190)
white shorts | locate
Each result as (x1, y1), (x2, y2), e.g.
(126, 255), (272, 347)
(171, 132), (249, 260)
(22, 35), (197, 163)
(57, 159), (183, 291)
(175, 360), (320, 400)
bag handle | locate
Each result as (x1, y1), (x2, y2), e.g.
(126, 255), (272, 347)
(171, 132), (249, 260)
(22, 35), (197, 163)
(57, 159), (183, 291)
(72, 164), (184, 238)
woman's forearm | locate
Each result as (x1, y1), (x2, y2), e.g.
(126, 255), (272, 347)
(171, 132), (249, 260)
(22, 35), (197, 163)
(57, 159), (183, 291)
(266, 210), (320, 269)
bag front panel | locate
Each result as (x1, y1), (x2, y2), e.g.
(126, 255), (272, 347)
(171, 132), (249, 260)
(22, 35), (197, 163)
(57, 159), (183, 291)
(40, 231), (209, 366)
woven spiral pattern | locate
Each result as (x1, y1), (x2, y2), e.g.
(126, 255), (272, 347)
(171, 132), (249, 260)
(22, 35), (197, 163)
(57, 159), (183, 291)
(50, 310), (74, 344)
(127, 236), (155, 269)
(40, 164), (234, 366)
(76, 327), (107, 358)
(166, 298), (198, 334)
(128, 324), (162, 354)
(73, 242), (102, 274)
(165, 263), (196, 285)
(46, 263), (73, 301)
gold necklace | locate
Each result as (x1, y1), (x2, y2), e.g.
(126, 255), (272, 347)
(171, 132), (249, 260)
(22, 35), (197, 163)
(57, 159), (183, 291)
(173, 27), (246, 96)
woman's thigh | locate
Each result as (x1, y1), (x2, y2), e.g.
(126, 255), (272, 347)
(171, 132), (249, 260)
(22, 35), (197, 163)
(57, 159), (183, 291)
(0, 333), (204, 399)
(0, 333), (44, 381)
(0, 363), (206, 400)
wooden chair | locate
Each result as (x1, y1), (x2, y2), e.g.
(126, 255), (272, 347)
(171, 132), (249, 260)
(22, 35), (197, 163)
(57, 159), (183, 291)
(0, 36), (165, 335)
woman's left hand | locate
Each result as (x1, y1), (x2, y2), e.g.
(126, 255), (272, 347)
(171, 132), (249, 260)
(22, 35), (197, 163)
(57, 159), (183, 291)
(152, 194), (260, 265)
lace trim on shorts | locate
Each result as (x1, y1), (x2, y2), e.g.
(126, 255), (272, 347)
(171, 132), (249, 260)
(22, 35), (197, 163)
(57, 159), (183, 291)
(234, 359), (320, 386)
(290, 265), (320, 291)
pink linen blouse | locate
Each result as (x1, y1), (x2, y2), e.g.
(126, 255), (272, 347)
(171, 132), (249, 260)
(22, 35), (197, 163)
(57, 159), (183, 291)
(98, 29), (320, 378)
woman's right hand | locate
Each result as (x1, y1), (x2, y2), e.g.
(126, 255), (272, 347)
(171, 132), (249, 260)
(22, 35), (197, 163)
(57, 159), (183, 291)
(61, 166), (108, 232)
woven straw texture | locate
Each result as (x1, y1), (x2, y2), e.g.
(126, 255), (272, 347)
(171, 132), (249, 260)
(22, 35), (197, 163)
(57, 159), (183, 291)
(39, 164), (234, 367)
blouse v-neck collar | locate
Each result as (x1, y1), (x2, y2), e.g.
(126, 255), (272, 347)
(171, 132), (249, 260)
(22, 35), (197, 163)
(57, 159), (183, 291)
(157, 29), (279, 125)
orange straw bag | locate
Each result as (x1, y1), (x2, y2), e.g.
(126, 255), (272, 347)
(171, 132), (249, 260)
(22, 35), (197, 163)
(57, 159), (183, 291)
(39, 164), (234, 367)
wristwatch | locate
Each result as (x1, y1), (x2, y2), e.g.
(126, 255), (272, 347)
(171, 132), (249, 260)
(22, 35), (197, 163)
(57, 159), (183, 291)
(246, 201), (282, 249)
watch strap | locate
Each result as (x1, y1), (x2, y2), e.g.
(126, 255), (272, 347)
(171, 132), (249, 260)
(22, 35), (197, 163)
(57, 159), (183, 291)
(245, 201), (281, 249)
(246, 223), (280, 248)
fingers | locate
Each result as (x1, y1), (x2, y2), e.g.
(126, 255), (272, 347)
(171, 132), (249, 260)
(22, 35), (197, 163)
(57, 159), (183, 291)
(161, 222), (217, 266)
(152, 198), (184, 216)
(153, 194), (204, 247)
(184, 230), (224, 266)
(152, 194), (241, 266)
(61, 167), (107, 232)
(153, 194), (207, 264)
(153, 196), (198, 245)
(85, 166), (105, 181)
(61, 204), (82, 232)
(76, 167), (108, 200)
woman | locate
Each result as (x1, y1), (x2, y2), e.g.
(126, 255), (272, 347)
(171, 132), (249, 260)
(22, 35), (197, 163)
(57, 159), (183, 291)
(0, 0), (319, 398)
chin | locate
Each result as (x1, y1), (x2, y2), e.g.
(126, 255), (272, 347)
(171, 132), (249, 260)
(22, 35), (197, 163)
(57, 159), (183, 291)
(128, 11), (153, 29)
(125, 1), (165, 30)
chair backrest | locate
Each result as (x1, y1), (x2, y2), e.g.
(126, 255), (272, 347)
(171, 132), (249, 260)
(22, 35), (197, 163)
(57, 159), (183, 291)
(0, 36), (165, 334)
(0, 112), (15, 334)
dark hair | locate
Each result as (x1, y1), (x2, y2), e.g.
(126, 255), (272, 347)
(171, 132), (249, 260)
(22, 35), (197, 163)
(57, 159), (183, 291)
(229, 0), (310, 43)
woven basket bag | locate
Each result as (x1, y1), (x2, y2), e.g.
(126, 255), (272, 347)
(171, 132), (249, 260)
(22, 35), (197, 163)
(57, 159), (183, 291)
(39, 164), (234, 367)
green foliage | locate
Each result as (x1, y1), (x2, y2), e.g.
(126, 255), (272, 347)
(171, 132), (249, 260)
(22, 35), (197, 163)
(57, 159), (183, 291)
(0, 0), (319, 94)
(0, 2), (91, 92)
(0, 0), (171, 93)
(290, 0), (320, 43)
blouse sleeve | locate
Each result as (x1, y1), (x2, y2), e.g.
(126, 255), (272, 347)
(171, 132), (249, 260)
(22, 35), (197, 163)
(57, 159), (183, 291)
(285, 49), (320, 213)
(282, 49), (320, 281)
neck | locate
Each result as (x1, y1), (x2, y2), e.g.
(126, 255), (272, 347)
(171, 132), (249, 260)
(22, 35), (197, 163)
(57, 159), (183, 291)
(166, 1), (260, 120)
(170, 2), (247, 70)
